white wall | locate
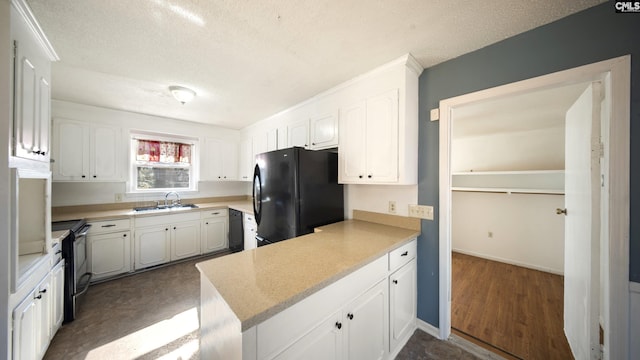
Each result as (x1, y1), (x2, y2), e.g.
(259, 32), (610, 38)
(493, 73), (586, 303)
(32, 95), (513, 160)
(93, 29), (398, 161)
(345, 184), (418, 218)
(451, 127), (564, 172)
(51, 100), (251, 206)
(452, 191), (565, 274)
(1, 1), (11, 357)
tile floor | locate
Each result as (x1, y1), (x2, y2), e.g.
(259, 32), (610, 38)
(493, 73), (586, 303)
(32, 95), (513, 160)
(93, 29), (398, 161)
(44, 253), (484, 360)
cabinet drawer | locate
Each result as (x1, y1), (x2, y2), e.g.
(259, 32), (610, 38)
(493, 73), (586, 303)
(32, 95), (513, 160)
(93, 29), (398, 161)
(201, 208), (228, 219)
(135, 211), (200, 228)
(389, 239), (416, 272)
(88, 219), (131, 234)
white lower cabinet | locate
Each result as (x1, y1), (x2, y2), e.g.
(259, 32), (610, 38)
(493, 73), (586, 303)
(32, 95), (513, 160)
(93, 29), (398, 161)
(13, 272), (51, 360)
(243, 213), (257, 250)
(201, 209), (228, 254)
(389, 258), (417, 353)
(171, 220), (201, 261)
(135, 226), (171, 269)
(51, 259), (65, 337)
(89, 231), (132, 281)
(87, 219), (133, 281)
(135, 212), (202, 269)
(345, 280), (388, 360)
(273, 311), (343, 360)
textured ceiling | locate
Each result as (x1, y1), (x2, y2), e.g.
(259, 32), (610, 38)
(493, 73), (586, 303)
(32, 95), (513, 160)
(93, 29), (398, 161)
(26, 0), (605, 129)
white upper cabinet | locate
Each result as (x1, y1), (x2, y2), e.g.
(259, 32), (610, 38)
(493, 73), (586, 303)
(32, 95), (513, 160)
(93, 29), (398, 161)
(10, 0), (58, 168)
(339, 90), (399, 183)
(338, 55), (420, 185)
(238, 138), (253, 181)
(288, 120), (309, 148)
(309, 110), (339, 150)
(202, 138), (239, 181)
(52, 119), (123, 181)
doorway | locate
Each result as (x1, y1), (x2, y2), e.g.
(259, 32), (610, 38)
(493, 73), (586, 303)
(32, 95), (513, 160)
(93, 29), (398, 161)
(437, 56), (630, 360)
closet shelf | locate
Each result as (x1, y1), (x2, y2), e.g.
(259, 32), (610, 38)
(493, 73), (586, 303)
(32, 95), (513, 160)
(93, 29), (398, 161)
(452, 170), (564, 195)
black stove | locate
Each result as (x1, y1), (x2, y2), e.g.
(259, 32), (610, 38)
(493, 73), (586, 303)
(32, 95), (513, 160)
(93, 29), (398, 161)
(52, 219), (91, 323)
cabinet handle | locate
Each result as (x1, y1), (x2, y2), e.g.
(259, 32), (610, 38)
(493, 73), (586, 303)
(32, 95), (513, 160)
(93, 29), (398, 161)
(93, 175), (97, 178)
(35, 294), (42, 300)
(347, 313), (354, 320)
(393, 279), (398, 284)
(41, 151), (46, 156)
(401, 251), (408, 256)
(82, 175), (86, 178)
(123, 234), (127, 237)
(39, 289), (47, 294)
(359, 175), (363, 179)
(335, 321), (342, 330)
(205, 222), (209, 225)
(218, 176), (221, 179)
(213, 212), (220, 215)
(368, 175), (372, 179)
(165, 228), (169, 231)
(312, 142), (316, 146)
(55, 250), (62, 254)
(173, 227), (177, 230)
(102, 224), (116, 228)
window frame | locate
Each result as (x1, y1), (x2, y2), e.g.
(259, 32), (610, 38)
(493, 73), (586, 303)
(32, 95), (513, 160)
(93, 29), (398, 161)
(128, 132), (199, 194)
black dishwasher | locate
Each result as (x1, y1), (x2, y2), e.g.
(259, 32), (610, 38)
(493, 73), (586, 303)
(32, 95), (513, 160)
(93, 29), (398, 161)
(229, 209), (244, 252)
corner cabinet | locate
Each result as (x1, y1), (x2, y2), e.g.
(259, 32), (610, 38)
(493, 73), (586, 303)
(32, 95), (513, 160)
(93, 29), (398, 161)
(10, 0), (58, 167)
(338, 55), (420, 185)
(52, 119), (123, 181)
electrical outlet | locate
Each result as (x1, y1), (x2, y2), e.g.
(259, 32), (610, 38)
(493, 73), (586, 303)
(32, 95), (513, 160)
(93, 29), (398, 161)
(388, 201), (397, 214)
(408, 204), (434, 220)
(115, 193), (123, 202)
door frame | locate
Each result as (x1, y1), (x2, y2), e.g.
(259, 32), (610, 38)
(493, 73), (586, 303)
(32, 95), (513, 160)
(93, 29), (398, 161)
(437, 55), (630, 359)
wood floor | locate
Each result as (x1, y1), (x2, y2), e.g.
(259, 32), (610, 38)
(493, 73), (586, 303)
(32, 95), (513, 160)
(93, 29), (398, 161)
(451, 252), (573, 360)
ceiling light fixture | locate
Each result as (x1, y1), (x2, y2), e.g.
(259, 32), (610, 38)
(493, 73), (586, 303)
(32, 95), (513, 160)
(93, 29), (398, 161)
(169, 85), (196, 104)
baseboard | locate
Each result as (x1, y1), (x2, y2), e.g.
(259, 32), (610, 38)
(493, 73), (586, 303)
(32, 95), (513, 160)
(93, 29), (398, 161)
(453, 248), (563, 275)
(416, 318), (440, 339)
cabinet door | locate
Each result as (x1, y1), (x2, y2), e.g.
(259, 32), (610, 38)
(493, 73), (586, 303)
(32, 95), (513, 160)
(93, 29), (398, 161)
(51, 259), (65, 337)
(365, 89), (399, 182)
(267, 128), (278, 152)
(310, 111), (338, 149)
(37, 77), (51, 162)
(13, 291), (37, 360)
(53, 119), (90, 180)
(202, 218), (228, 253)
(389, 258), (417, 352)
(288, 120), (309, 148)
(35, 277), (52, 359)
(243, 214), (257, 250)
(344, 279), (388, 360)
(338, 101), (367, 183)
(203, 138), (239, 181)
(238, 138), (253, 181)
(273, 311), (343, 360)
(277, 126), (288, 149)
(171, 220), (201, 261)
(91, 125), (120, 181)
(89, 231), (131, 281)
(135, 226), (170, 269)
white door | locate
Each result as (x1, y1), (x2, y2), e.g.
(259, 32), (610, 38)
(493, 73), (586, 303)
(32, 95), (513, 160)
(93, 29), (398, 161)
(13, 293), (37, 360)
(344, 280), (388, 360)
(273, 311), (343, 360)
(92, 125), (120, 181)
(365, 89), (398, 182)
(171, 220), (201, 261)
(135, 226), (170, 269)
(51, 259), (65, 336)
(89, 231), (131, 280)
(338, 101), (367, 183)
(288, 120), (309, 148)
(390, 259), (417, 352)
(202, 218), (227, 253)
(564, 82), (601, 360)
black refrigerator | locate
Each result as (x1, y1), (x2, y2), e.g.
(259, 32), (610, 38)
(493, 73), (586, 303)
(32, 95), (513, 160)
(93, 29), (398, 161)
(252, 147), (344, 246)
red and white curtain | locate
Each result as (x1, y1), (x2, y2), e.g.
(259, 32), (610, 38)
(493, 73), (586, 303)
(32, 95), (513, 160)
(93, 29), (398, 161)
(137, 140), (191, 163)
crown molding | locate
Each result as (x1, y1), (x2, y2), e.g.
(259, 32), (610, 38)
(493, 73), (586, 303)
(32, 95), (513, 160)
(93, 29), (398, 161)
(11, 0), (59, 61)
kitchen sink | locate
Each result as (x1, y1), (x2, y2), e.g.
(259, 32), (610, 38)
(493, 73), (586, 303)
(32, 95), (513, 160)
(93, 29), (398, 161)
(133, 203), (199, 213)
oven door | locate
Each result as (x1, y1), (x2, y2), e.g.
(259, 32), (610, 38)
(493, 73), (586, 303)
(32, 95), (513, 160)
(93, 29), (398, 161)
(72, 224), (92, 317)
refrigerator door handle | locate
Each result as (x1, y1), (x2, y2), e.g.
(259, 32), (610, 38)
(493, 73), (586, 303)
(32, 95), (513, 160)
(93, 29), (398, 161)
(252, 164), (262, 226)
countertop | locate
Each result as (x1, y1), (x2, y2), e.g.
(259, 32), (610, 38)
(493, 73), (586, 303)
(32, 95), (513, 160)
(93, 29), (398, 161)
(195, 219), (420, 331)
(51, 200), (253, 222)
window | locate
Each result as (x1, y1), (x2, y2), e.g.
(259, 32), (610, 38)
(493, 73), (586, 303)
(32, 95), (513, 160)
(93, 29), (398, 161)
(130, 133), (198, 192)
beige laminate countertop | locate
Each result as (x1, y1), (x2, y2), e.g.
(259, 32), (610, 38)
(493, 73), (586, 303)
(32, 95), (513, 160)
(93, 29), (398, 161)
(196, 219), (420, 331)
(52, 200), (253, 222)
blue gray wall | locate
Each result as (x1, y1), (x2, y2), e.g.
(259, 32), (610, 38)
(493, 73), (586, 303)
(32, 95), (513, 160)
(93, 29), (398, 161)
(416, 2), (640, 326)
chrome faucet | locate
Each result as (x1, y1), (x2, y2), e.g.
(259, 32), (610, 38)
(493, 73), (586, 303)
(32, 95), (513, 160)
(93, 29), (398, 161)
(164, 191), (181, 207)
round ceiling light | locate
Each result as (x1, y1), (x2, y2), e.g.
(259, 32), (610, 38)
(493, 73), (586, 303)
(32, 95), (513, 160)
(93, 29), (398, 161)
(169, 85), (196, 104)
